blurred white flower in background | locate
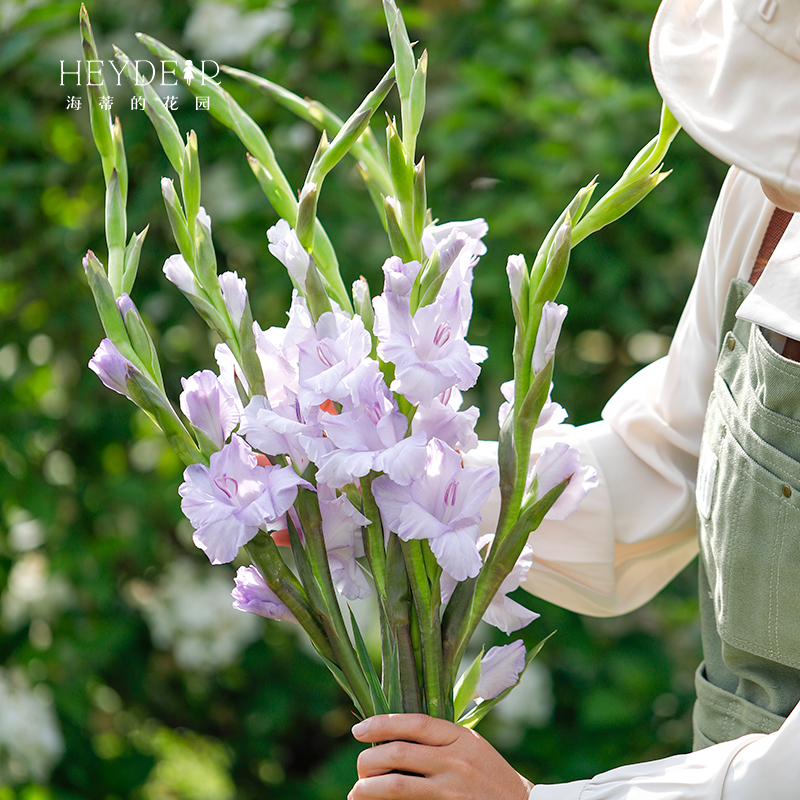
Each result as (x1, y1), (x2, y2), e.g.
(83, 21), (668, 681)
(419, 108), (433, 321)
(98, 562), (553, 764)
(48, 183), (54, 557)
(487, 659), (555, 749)
(2, 551), (74, 633)
(0, 668), (64, 784)
(128, 559), (261, 672)
(183, 1), (292, 62)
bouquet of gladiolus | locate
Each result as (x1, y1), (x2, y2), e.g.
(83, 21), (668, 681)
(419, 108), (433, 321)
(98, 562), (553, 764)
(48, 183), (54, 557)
(79, 1), (679, 727)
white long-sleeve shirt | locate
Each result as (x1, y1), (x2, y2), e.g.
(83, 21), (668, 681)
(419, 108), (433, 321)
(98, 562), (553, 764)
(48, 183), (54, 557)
(469, 166), (800, 799)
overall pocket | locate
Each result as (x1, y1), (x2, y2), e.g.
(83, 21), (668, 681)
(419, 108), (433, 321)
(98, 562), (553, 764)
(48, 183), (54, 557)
(700, 373), (800, 670)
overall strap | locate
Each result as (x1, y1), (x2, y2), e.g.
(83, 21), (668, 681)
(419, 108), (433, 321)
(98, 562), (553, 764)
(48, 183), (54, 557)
(749, 207), (793, 285)
(747, 207), (800, 360)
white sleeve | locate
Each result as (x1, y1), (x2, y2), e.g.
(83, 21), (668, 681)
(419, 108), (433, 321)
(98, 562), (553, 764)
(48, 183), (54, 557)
(528, 698), (800, 800)
(470, 168), (775, 617)
(527, 736), (759, 800)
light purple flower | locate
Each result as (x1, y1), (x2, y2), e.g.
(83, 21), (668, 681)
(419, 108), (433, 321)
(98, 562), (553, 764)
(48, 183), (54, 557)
(530, 441), (597, 521)
(374, 287), (486, 407)
(474, 640), (526, 702)
(268, 219), (311, 284)
(438, 540), (537, 634)
(411, 388), (479, 453)
(506, 254), (527, 309)
(89, 338), (136, 398)
(239, 392), (328, 474)
(163, 254), (201, 296)
(422, 218), (488, 258)
(232, 565), (297, 624)
(297, 309), (380, 410)
(481, 543), (540, 634)
(497, 380), (567, 431)
(116, 293), (137, 321)
(252, 293), (316, 406)
(371, 439), (498, 581)
(381, 255), (422, 298)
(179, 435), (311, 565)
(214, 343), (248, 410)
(180, 369), (240, 450)
(532, 301), (568, 375)
(315, 376), (427, 488)
(318, 484), (372, 601)
(219, 271), (247, 328)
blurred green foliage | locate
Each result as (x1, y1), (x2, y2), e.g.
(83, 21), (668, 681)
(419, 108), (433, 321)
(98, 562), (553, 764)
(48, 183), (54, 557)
(1, 0), (727, 796)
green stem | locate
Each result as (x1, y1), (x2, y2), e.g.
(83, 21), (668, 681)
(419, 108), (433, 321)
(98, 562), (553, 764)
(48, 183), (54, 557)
(360, 473), (387, 596)
(295, 485), (374, 715)
(400, 539), (444, 718)
(384, 533), (422, 713)
(244, 534), (334, 663)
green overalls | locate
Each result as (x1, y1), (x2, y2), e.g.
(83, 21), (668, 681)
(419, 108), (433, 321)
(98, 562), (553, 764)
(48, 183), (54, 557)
(693, 210), (800, 749)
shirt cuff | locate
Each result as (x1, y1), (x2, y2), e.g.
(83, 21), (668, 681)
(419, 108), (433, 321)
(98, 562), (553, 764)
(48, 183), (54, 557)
(529, 780), (589, 800)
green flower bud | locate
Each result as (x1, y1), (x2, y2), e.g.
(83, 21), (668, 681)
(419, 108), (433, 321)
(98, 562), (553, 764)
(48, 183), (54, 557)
(114, 45), (184, 175)
(122, 225), (149, 296)
(296, 182), (319, 252)
(383, 196), (414, 263)
(105, 169), (126, 294)
(125, 369), (205, 467)
(304, 256), (333, 322)
(182, 131), (201, 229)
(161, 178), (193, 265)
(82, 251), (141, 371)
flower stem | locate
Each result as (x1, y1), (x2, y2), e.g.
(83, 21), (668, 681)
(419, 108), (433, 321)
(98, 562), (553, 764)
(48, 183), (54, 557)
(384, 533), (422, 713)
(294, 484), (374, 716)
(400, 539), (445, 719)
(359, 473), (387, 597)
(244, 534), (334, 663)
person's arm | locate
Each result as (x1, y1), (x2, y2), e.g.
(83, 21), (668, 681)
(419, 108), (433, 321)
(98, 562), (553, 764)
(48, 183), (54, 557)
(467, 168), (774, 618)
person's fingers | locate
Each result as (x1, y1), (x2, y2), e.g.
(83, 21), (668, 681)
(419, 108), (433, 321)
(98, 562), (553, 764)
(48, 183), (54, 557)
(349, 773), (427, 800)
(356, 740), (445, 778)
(351, 714), (461, 747)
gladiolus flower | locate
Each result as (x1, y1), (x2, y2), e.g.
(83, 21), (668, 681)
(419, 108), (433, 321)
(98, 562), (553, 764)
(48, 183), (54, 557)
(179, 435), (311, 564)
(232, 565), (297, 624)
(475, 640), (526, 702)
(180, 369), (239, 450)
(372, 439), (498, 581)
(530, 441), (597, 521)
(532, 301), (568, 375)
(267, 219), (311, 284)
(89, 338), (135, 398)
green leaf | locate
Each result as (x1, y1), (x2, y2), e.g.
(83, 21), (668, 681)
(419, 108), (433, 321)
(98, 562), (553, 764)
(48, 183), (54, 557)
(316, 649), (367, 720)
(453, 648), (483, 719)
(349, 608), (390, 716)
(286, 513), (328, 618)
(385, 637), (403, 714)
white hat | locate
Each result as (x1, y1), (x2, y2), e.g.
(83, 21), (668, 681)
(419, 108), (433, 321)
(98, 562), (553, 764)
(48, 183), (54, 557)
(650, 0), (800, 194)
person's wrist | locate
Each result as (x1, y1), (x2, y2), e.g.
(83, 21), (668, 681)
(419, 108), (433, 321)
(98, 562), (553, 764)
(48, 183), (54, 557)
(518, 772), (535, 799)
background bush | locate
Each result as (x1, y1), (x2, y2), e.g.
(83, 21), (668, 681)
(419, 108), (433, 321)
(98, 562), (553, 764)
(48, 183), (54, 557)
(1, 0), (727, 796)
